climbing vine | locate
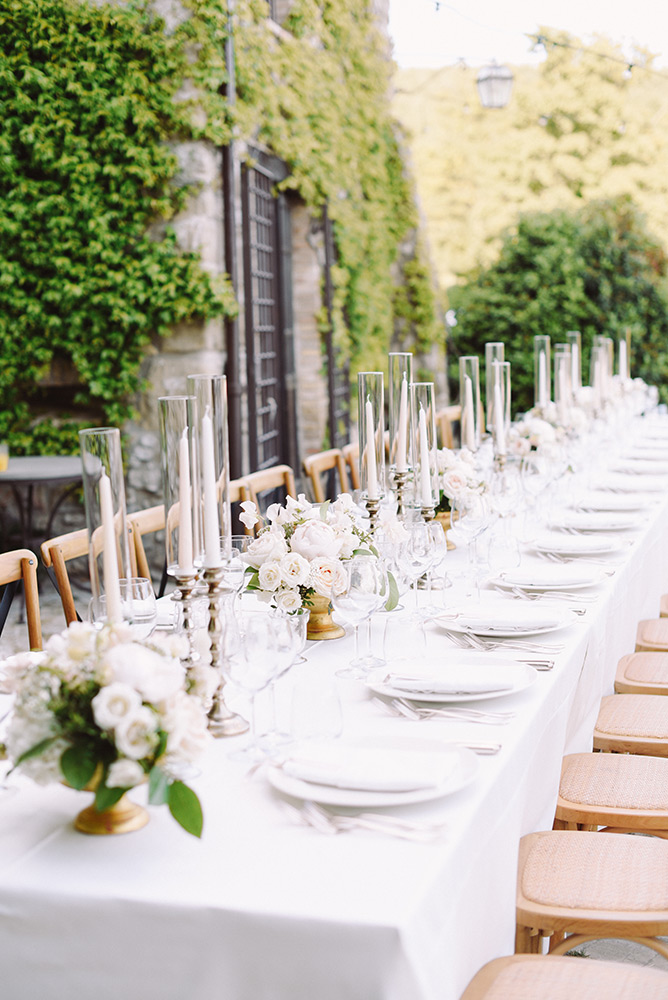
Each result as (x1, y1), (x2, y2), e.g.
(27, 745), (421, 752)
(1, 0), (438, 454)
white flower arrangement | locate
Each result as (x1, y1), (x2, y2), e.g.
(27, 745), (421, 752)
(239, 493), (394, 611)
(436, 447), (487, 508)
(1, 623), (209, 837)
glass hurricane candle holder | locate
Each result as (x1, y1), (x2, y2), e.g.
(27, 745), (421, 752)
(566, 331), (582, 392)
(619, 328), (631, 379)
(459, 356), (481, 452)
(388, 352), (412, 474)
(410, 381), (438, 512)
(186, 374), (231, 568)
(159, 396), (201, 578)
(534, 335), (551, 410)
(79, 427), (132, 622)
(358, 372), (385, 504)
(489, 360), (508, 461)
(485, 342), (504, 431)
(554, 349), (572, 425)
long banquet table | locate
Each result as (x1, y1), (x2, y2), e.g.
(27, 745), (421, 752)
(2, 418), (668, 1000)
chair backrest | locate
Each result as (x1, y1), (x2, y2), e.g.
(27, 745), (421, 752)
(245, 465), (296, 514)
(435, 405), (462, 450)
(342, 442), (360, 491)
(302, 449), (350, 503)
(127, 504), (165, 584)
(0, 548), (42, 650)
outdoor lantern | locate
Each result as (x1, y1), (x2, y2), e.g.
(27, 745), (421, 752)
(476, 62), (514, 109)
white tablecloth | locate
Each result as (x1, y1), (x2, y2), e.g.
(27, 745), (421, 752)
(2, 429), (668, 1000)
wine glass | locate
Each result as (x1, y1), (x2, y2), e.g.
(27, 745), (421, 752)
(257, 609), (301, 754)
(221, 534), (251, 603)
(449, 492), (490, 598)
(422, 520), (448, 613)
(400, 520), (434, 616)
(88, 577), (157, 639)
(331, 554), (388, 680)
(222, 611), (286, 763)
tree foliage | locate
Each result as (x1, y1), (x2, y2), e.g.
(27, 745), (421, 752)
(448, 198), (668, 413)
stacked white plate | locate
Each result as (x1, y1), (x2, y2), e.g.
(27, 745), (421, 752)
(597, 474), (668, 493)
(549, 511), (640, 532)
(573, 492), (652, 512)
(366, 656), (536, 703)
(530, 532), (622, 558)
(266, 738), (478, 806)
(433, 597), (578, 636)
(489, 564), (603, 591)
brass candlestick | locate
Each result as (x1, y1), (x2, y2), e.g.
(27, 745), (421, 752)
(202, 564), (248, 738)
(172, 570), (200, 680)
(392, 469), (410, 517)
(365, 496), (381, 535)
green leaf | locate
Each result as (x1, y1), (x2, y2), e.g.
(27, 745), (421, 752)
(60, 745), (98, 790)
(15, 736), (57, 765)
(148, 765), (170, 805)
(94, 783), (126, 812)
(168, 780), (203, 838)
(352, 547), (373, 556)
(384, 570), (399, 612)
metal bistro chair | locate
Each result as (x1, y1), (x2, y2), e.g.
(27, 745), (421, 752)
(0, 548), (42, 650)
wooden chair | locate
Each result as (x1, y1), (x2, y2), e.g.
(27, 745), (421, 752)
(127, 504), (164, 584)
(435, 405), (462, 450)
(635, 618), (668, 652)
(245, 465), (296, 515)
(460, 953), (668, 1000)
(660, 593), (668, 618)
(554, 752), (668, 837)
(593, 694), (668, 755)
(515, 829), (668, 959)
(615, 651), (668, 694)
(302, 449), (349, 503)
(0, 548), (42, 650)
(342, 442), (360, 491)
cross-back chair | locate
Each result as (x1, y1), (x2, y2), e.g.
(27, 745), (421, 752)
(302, 449), (350, 503)
(0, 548), (42, 650)
(245, 465), (296, 516)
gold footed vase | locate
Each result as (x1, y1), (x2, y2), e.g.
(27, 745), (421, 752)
(306, 594), (345, 641)
(74, 792), (149, 835)
(435, 511), (456, 550)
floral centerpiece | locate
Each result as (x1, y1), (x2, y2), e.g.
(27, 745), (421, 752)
(436, 447), (487, 510)
(239, 493), (396, 618)
(1, 622), (208, 837)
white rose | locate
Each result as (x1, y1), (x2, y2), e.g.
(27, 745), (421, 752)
(0, 650), (46, 692)
(335, 530), (358, 559)
(291, 521), (342, 560)
(107, 758), (145, 788)
(104, 644), (185, 704)
(442, 469), (469, 499)
(164, 692), (210, 761)
(279, 552), (310, 587)
(309, 557), (341, 597)
(114, 707), (159, 760)
(244, 530), (288, 568)
(274, 588), (303, 613)
(92, 682), (142, 730)
(258, 561), (282, 591)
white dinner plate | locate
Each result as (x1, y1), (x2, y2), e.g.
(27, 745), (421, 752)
(489, 565), (603, 591)
(549, 512), (640, 532)
(266, 744), (478, 808)
(365, 658), (536, 703)
(530, 533), (623, 557)
(612, 459), (668, 475)
(597, 475), (668, 494)
(573, 493), (651, 513)
(433, 599), (578, 637)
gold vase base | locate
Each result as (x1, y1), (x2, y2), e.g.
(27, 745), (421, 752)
(74, 794), (149, 836)
(306, 620), (345, 641)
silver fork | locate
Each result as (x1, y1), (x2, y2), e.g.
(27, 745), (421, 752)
(391, 697), (514, 724)
(503, 586), (588, 615)
(285, 801), (450, 841)
(440, 627), (563, 655)
(372, 699), (502, 752)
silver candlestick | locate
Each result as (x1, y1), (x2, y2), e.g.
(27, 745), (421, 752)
(172, 570), (200, 680)
(421, 504), (436, 522)
(392, 469), (410, 518)
(365, 496), (381, 535)
(202, 564), (248, 738)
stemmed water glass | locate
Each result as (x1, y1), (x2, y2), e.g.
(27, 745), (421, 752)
(257, 609), (301, 754)
(449, 491), (490, 598)
(88, 577), (157, 639)
(400, 521), (433, 617)
(331, 553), (388, 680)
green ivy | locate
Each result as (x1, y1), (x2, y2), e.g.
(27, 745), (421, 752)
(0, 0), (235, 455)
(1, 0), (438, 455)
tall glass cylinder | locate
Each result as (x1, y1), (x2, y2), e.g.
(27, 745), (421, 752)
(388, 352), (412, 473)
(565, 331), (582, 392)
(590, 343), (607, 411)
(186, 374), (231, 567)
(534, 336), (551, 409)
(618, 328), (631, 379)
(485, 342), (504, 431)
(159, 396), (201, 577)
(79, 427), (132, 621)
(554, 350), (572, 425)
(459, 356), (481, 452)
(489, 361), (507, 458)
(410, 382), (438, 508)
(358, 372), (385, 501)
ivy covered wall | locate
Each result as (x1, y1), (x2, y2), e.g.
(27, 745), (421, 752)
(0, 0), (440, 457)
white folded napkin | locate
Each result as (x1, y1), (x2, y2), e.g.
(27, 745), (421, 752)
(282, 742), (456, 791)
(384, 665), (514, 695)
(498, 565), (594, 588)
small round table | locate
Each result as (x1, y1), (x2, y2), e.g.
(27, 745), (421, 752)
(0, 455), (83, 549)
